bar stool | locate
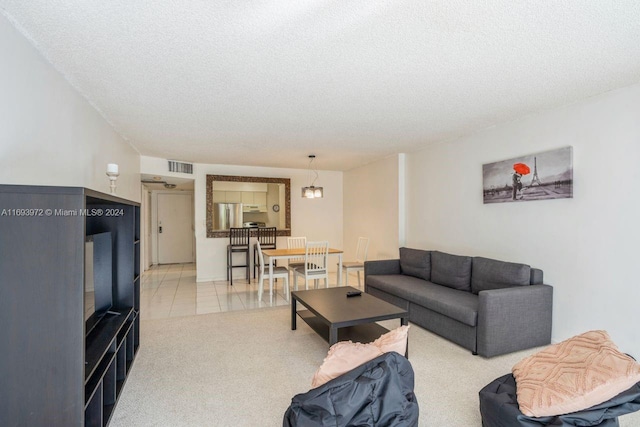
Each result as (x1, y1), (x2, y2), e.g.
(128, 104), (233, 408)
(254, 227), (277, 279)
(227, 227), (250, 285)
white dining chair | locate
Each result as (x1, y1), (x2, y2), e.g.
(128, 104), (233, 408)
(256, 241), (290, 302)
(293, 241), (329, 290)
(340, 237), (369, 287)
(287, 236), (307, 274)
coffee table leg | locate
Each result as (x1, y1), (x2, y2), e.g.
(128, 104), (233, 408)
(401, 317), (409, 358)
(329, 325), (338, 346)
(291, 298), (297, 330)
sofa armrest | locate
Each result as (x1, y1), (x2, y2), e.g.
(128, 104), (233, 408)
(477, 284), (553, 357)
(364, 260), (401, 293)
(364, 259), (401, 277)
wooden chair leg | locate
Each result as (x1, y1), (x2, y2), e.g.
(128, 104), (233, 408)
(284, 276), (290, 302)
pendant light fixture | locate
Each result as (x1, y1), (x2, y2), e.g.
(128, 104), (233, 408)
(301, 154), (323, 199)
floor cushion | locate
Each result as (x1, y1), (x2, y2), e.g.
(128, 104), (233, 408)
(479, 373), (640, 427)
(512, 330), (640, 417)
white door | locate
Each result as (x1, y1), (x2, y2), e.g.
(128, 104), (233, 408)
(157, 193), (193, 264)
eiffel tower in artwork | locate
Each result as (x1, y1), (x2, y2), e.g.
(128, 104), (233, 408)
(530, 157), (543, 186)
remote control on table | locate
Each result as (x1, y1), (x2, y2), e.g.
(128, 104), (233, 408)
(346, 290), (362, 297)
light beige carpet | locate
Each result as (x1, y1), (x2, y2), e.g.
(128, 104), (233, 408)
(110, 307), (640, 426)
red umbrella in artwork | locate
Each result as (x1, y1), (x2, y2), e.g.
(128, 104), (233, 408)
(513, 163), (530, 175)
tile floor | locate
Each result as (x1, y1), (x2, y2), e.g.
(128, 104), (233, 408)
(140, 263), (364, 320)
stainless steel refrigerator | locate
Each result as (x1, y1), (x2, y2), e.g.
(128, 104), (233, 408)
(213, 203), (243, 229)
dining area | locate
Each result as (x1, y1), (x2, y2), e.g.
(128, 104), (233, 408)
(206, 173), (369, 305)
(225, 226), (370, 304)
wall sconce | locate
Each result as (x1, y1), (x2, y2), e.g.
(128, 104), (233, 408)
(106, 163), (119, 194)
(301, 154), (323, 199)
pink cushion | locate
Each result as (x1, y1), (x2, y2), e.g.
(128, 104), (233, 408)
(512, 330), (640, 417)
(311, 341), (382, 388)
(373, 325), (410, 355)
(311, 326), (410, 388)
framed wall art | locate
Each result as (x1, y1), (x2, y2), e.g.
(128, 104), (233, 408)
(483, 146), (573, 204)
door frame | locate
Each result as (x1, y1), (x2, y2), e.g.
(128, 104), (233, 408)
(140, 185), (152, 273)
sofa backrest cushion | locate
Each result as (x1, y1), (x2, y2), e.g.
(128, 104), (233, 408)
(530, 268), (544, 285)
(471, 256), (531, 294)
(430, 251), (472, 291)
(399, 247), (431, 281)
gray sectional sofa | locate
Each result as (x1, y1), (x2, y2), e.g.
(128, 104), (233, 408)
(364, 248), (553, 357)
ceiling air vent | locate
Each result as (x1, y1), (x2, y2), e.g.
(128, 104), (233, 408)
(168, 160), (193, 174)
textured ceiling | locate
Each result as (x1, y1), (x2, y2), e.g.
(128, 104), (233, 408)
(2, 1), (640, 171)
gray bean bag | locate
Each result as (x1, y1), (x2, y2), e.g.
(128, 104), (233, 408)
(479, 373), (640, 427)
(283, 352), (419, 427)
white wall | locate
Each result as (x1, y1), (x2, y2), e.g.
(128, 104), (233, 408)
(404, 83), (640, 356)
(140, 156), (343, 281)
(0, 15), (140, 201)
(343, 155), (400, 261)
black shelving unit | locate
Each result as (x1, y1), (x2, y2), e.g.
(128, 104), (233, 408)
(0, 185), (141, 427)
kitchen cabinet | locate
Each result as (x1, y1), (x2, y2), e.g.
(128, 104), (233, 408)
(240, 192), (267, 212)
(214, 190), (267, 211)
(212, 191), (226, 203)
(225, 191), (242, 203)
(241, 192), (253, 204)
(253, 192), (267, 207)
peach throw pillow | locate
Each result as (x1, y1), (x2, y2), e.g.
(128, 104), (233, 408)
(512, 330), (640, 417)
(311, 326), (410, 388)
(373, 325), (410, 355)
(311, 341), (382, 388)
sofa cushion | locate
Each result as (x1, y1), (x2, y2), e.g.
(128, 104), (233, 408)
(430, 251), (472, 291)
(399, 247), (431, 280)
(410, 282), (478, 326)
(367, 274), (428, 299)
(530, 268), (544, 285)
(367, 275), (478, 326)
(471, 257), (531, 294)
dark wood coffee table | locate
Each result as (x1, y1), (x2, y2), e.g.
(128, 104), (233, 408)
(291, 286), (409, 349)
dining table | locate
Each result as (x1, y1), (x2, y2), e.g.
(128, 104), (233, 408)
(261, 247), (344, 301)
